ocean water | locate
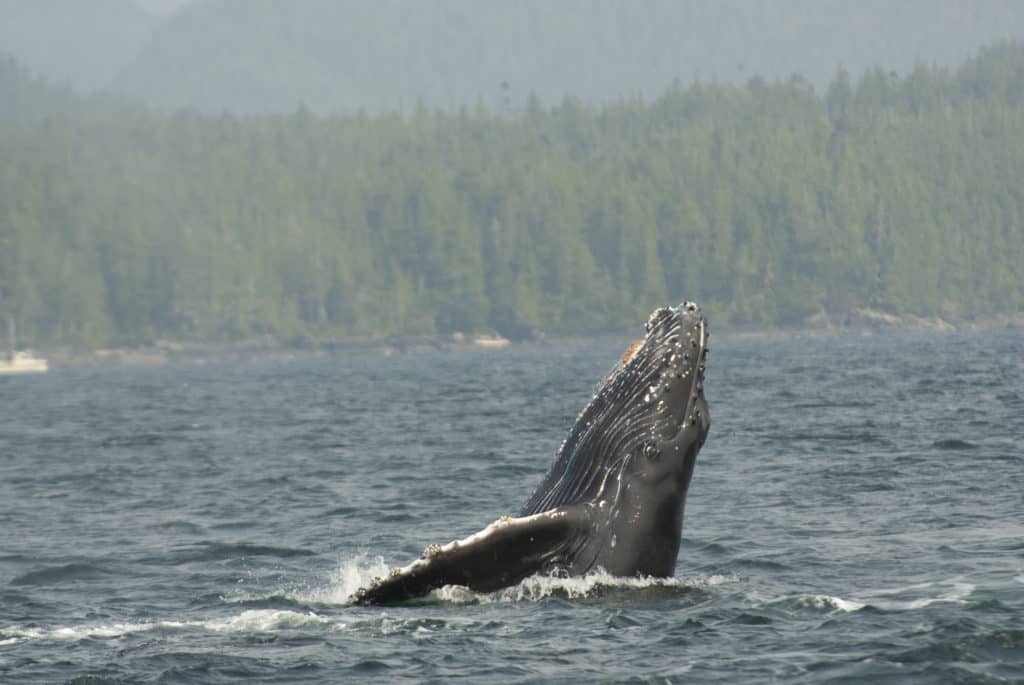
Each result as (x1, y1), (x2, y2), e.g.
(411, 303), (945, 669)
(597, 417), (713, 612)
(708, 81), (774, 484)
(1, 329), (1023, 683)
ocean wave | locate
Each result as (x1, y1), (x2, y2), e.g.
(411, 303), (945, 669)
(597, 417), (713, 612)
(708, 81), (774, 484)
(0, 609), (340, 645)
(858, 580), (976, 611)
(764, 593), (866, 613)
(0, 620), (185, 644)
(931, 439), (979, 450)
(163, 541), (317, 563)
(9, 562), (113, 586)
(742, 582), (975, 617)
(889, 628), (1024, 666)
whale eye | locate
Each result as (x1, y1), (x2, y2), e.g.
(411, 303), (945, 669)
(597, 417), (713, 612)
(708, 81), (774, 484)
(642, 441), (660, 460)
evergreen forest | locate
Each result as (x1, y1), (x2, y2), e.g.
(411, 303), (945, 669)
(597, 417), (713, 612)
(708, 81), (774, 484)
(2, 43), (1024, 348)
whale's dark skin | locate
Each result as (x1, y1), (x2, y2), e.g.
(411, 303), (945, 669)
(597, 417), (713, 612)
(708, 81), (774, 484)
(352, 301), (710, 605)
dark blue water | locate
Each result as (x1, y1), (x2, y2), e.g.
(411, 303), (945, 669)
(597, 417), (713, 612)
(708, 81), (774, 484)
(2, 330), (1023, 683)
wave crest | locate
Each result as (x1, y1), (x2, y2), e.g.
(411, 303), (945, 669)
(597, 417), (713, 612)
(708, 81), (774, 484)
(772, 594), (866, 613)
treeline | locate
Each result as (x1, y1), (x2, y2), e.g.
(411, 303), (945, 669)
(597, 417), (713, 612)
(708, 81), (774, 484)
(1, 44), (1024, 348)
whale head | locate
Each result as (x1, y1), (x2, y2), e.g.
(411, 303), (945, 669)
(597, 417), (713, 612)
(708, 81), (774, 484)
(520, 301), (710, 517)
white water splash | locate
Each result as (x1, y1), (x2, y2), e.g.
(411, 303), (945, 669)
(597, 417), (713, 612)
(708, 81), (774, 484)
(204, 609), (336, 632)
(436, 570), (736, 605)
(296, 554), (737, 606)
(517, 569), (727, 601)
(828, 595), (867, 612)
(787, 594), (866, 612)
(293, 553), (391, 604)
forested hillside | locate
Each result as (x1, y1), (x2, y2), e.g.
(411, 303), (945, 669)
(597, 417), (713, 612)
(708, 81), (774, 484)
(2, 44), (1024, 348)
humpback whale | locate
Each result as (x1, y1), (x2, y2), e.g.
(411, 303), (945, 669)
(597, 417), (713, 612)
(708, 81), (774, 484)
(353, 301), (710, 604)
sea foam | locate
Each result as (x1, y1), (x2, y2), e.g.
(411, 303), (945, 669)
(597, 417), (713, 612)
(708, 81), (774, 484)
(303, 554), (737, 605)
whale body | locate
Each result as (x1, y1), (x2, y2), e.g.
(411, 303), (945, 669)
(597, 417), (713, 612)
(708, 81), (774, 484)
(353, 301), (710, 604)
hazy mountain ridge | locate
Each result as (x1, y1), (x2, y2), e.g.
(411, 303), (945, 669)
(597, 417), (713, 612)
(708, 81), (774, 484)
(1, 0), (1023, 114)
(113, 0), (1024, 113)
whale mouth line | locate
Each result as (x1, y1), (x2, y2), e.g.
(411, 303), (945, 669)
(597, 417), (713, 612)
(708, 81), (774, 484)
(662, 316), (706, 442)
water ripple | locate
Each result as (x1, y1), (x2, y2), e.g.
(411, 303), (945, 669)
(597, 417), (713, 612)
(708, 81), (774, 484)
(1, 330), (1022, 682)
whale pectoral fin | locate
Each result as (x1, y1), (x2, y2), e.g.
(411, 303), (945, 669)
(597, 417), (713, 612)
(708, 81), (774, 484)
(351, 507), (585, 605)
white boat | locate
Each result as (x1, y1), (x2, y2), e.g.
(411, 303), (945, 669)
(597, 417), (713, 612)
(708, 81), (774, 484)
(472, 334), (510, 348)
(0, 350), (49, 374)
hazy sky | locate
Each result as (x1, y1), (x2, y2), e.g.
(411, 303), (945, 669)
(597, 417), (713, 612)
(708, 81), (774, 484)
(133, 0), (195, 13)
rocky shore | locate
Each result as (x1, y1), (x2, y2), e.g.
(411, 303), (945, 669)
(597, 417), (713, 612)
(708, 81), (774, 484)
(35, 308), (1024, 369)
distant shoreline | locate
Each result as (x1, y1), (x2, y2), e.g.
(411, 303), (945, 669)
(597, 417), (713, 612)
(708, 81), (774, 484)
(712, 308), (1024, 342)
(29, 309), (1023, 370)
